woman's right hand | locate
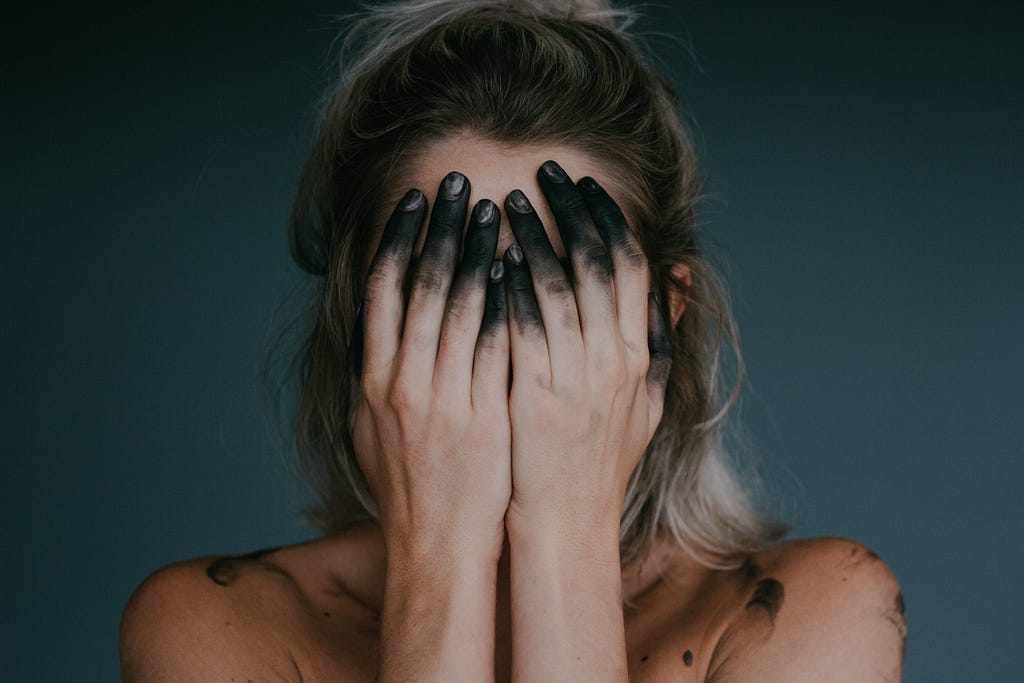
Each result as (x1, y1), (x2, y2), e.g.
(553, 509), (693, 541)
(348, 171), (511, 564)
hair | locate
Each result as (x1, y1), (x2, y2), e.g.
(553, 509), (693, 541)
(283, 0), (787, 571)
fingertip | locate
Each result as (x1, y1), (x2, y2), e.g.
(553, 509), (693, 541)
(398, 187), (425, 212)
(503, 243), (524, 265)
(439, 171), (468, 200)
(489, 259), (505, 283)
(474, 198), (498, 226)
(505, 189), (532, 214)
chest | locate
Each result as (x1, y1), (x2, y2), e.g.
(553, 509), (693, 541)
(295, 590), (734, 683)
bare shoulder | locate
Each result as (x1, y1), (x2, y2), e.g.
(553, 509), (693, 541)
(119, 530), (383, 682)
(706, 536), (906, 683)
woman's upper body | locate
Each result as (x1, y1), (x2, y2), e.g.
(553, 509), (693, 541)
(120, 522), (905, 681)
(119, 1), (906, 680)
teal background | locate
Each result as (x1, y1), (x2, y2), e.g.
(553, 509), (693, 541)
(3, 1), (1021, 680)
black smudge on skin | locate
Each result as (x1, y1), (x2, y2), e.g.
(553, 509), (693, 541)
(745, 578), (785, 620)
(640, 655), (649, 663)
(682, 650), (693, 667)
(206, 546), (283, 587)
(889, 591), (908, 661)
(740, 557), (760, 578)
(842, 544), (883, 569)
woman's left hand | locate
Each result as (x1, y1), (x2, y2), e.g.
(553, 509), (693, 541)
(501, 160), (675, 540)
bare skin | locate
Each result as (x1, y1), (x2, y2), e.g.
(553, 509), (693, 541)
(119, 526), (905, 681)
(119, 137), (906, 682)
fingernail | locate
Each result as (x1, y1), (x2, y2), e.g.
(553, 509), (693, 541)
(505, 243), (523, 264)
(578, 176), (599, 192)
(490, 259), (504, 282)
(475, 199), (496, 224)
(507, 190), (531, 213)
(441, 171), (466, 199)
(398, 188), (423, 211)
(541, 160), (567, 182)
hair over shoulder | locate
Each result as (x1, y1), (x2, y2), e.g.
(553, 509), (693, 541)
(285, 0), (787, 570)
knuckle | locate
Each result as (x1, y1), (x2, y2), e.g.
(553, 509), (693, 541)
(410, 266), (448, 295)
(363, 264), (396, 300)
(387, 376), (420, 413)
(572, 239), (613, 279)
(625, 244), (649, 271)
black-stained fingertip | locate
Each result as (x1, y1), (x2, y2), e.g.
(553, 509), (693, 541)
(474, 198), (497, 225)
(507, 190), (532, 213)
(489, 259), (504, 282)
(577, 176), (600, 192)
(540, 160), (568, 183)
(441, 171), (466, 199)
(505, 243), (524, 264)
(398, 188), (423, 211)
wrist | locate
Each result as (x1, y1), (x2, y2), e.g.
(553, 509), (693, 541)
(505, 497), (622, 550)
(382, 516), (506, 569)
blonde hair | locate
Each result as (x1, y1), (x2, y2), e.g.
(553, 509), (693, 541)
(284, 0), (786, 569)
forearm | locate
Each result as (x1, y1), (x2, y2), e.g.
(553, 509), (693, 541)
(377, 544), (499, 683)
(507, 515), (628, 682)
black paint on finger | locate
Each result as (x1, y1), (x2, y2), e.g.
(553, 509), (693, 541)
(538, 161), (613, 282)
(577, 175), (647, 268)
(504, 190), (574, 298)
(410, 171), (469, 295)
(646, 288), (675, 390)
(372, 188), (424, 263)
(503, 243), (545, 334)
(452, 199), (500, 290)
(480, 260), (507, 335)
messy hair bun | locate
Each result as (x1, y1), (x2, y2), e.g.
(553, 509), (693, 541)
(286, 0), (785, 571)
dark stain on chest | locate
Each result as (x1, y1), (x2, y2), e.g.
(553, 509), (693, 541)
(206, 546), (283, 587)
(739, 557), (760, 578)
(682, 649), (693, 666)
(745, 578), (785, 619)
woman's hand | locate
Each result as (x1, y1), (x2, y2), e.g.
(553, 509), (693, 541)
(500, 160), (675, 539)
(348, 171), (511, 564)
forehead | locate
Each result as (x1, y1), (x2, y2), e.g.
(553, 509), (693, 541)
(369, 131), (631, 265)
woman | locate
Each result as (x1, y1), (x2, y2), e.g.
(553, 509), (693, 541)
(120, 0), (906, 680)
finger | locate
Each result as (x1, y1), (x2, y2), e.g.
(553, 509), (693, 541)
(436, 198), (501, 395)
(646, 288), (675, 434)
(575, 174), (650, 358)
(471, 259), (510, 410)
(503, 189), (582, 380)
(399, 172), (470, 384)
(362, 188), (426, 377)
(502, 243), (552, 386)
(537, 161), (618, 344)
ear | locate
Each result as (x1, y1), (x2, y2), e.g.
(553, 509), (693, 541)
(665, 263), (692, 327)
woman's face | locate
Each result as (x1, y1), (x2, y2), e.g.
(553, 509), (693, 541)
(364, 131), (633, 276)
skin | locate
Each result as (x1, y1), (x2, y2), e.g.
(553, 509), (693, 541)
(118, 137), (906, 682)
